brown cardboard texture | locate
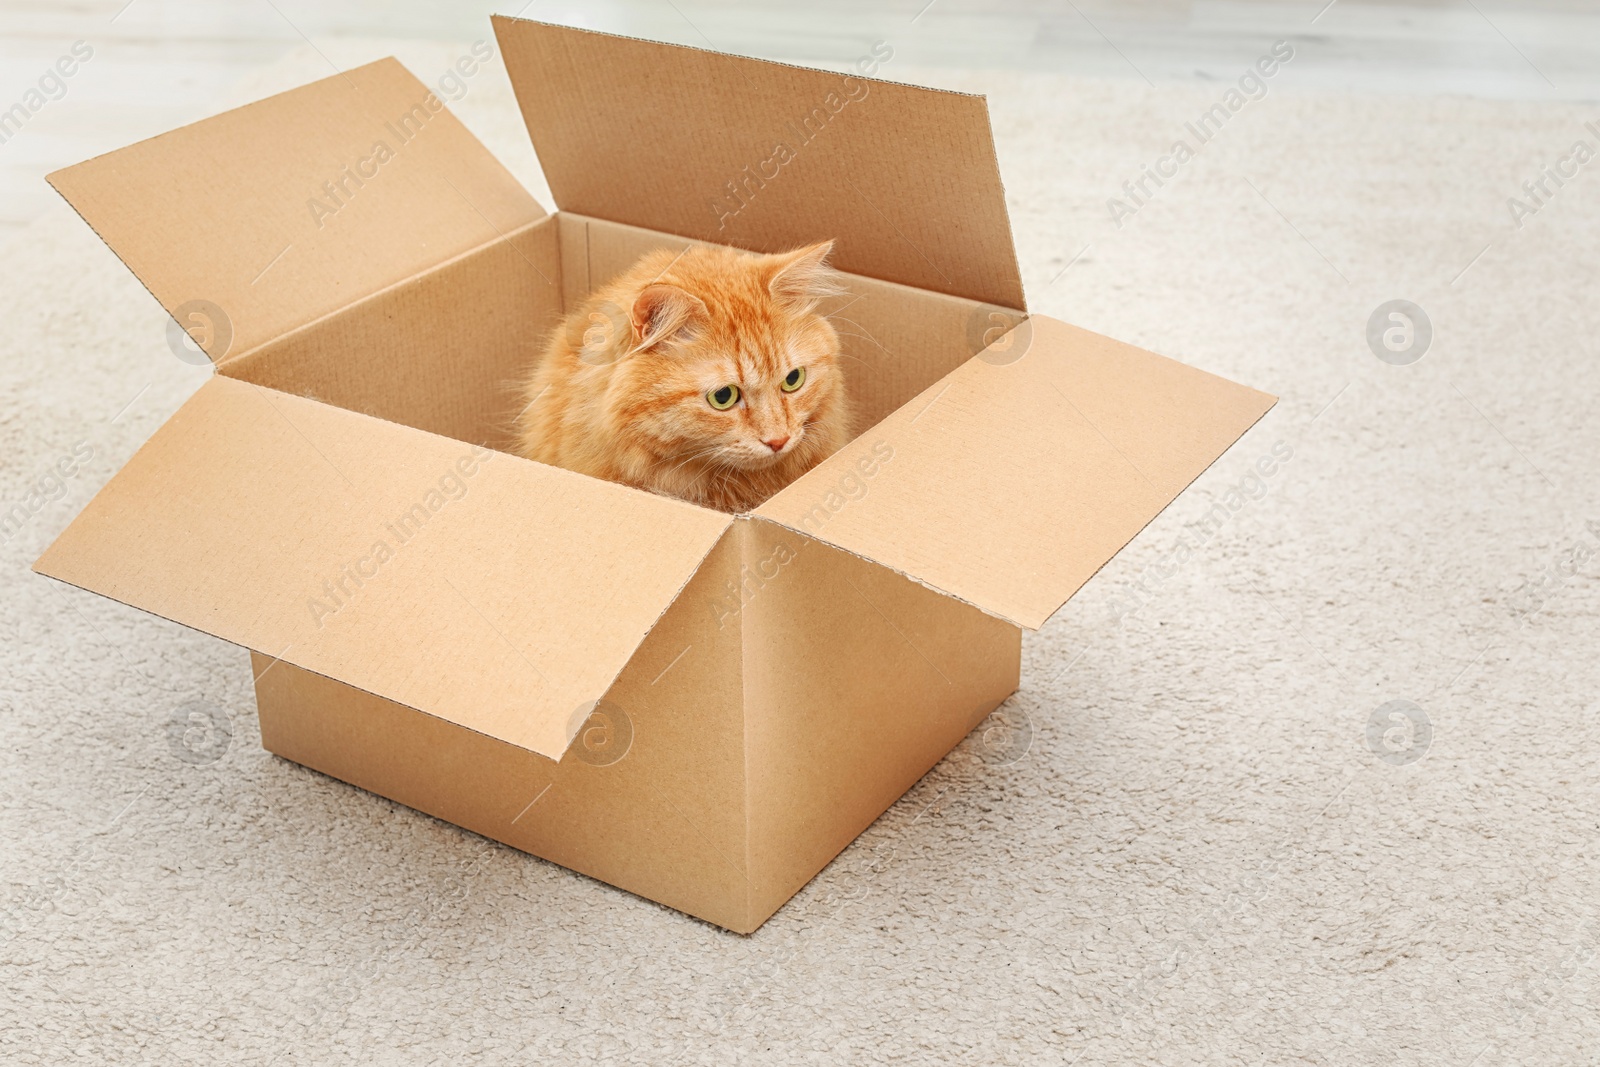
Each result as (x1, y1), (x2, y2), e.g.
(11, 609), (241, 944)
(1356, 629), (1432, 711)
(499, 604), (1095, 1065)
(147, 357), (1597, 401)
(48, 57), (543, 363)
(35, 19), (1276, 933)
(35, 375), (731, 761)
(494, 16), (1023, 309)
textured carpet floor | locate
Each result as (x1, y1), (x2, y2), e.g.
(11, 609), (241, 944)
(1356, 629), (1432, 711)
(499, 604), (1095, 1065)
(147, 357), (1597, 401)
(3, 37), (1598, 1067)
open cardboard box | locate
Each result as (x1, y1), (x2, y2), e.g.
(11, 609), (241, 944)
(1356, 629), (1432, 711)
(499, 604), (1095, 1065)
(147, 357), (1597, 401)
(35, 18), (1274, 932)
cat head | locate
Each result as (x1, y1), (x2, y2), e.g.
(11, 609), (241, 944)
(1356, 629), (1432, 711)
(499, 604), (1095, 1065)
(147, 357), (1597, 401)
(611, 240), (849, 475)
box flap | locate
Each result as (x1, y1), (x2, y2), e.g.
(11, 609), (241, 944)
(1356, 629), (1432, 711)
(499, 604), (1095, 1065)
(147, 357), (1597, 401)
(48, 58), (544, 363)
(755, 315), (1277, 628)
(492, 16), (1024, 310)
(34, 378), (730, 760)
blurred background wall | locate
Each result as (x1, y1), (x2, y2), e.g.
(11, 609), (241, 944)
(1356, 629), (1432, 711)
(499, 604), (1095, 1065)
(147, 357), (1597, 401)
(1, 0), (1596, 246)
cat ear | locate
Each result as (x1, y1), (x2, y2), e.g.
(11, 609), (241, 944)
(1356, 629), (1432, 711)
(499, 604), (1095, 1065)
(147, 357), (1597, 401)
(630, 283), (707, 351)
(768, 240), (843, 311)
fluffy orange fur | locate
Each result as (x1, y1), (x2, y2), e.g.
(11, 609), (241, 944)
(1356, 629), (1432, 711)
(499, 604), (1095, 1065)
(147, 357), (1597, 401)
(515, 241), (852, 513)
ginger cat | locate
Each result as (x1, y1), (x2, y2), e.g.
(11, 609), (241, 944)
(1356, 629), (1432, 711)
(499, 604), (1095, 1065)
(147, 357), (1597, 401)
(515, 240), (852, 513)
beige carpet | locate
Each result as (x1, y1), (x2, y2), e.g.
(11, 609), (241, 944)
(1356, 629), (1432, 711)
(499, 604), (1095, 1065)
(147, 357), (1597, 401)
(3, 38), (1598, 1066)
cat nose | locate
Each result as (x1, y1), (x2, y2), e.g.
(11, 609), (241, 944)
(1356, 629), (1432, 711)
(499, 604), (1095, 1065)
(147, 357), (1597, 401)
(763, 436), (789, 453)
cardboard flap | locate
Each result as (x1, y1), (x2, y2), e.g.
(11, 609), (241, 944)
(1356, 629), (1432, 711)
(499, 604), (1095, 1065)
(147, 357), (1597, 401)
(48, 58), (544, 362)
(492, 16), (1024, 309)
(34, 378), (730, 760)
(756, 315), (1277, 628)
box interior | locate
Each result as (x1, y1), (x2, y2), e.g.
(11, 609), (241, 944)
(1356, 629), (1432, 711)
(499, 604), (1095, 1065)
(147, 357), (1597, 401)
(220, 211), (1015, 479)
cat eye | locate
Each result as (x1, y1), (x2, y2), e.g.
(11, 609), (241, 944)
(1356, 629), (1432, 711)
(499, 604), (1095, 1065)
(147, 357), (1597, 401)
(781, 367), (806, 392)
(707, 384), (741, 410)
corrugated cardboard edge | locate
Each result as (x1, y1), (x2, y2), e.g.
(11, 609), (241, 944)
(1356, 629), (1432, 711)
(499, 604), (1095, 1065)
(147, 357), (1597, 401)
(44, 174), (207, 360)
(750, 513), (1030, 627)
(494, 14), (997, 107)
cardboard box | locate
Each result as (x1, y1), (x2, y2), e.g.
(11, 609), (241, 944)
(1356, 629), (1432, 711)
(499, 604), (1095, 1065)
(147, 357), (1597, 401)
(34, 18), (1274, 932)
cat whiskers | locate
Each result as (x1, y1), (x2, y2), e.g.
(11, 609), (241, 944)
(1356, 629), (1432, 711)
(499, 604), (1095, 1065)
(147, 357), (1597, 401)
(695, 447), (764, 508)
(828, 315), (883, 346)
(819, 339), (876, 368)
(656, 444), (742, 509)
(707, 456), (754, 510)
(659, 442), (732, 486)
(826, 318), (887, 366)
